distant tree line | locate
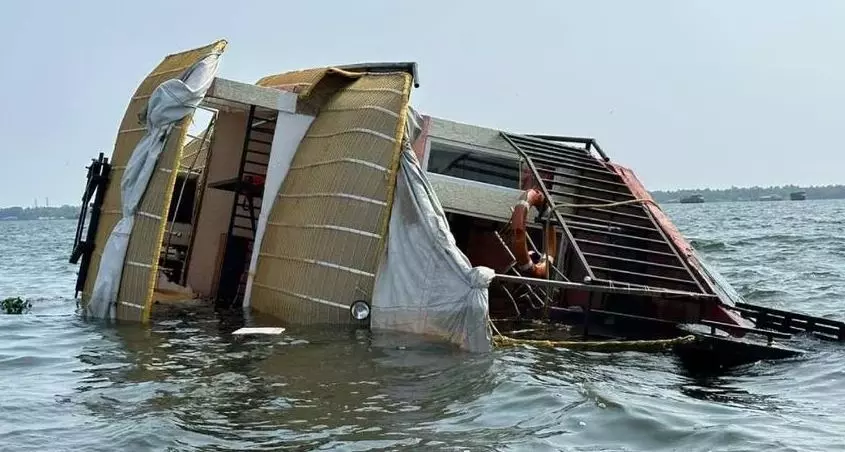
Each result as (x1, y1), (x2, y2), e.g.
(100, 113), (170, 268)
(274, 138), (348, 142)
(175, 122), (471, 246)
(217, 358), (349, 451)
(650, 184), (845, 203)
(2, 183), (844, 217)
(0, 205), (80, 220)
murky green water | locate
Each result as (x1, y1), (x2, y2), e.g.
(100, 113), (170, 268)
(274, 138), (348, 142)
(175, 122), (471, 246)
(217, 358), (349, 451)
(1, 200), (844, 451)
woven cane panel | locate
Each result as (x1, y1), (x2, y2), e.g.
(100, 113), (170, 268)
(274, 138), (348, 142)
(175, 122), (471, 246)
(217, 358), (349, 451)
(251, 72), (411, 324)
(81, 40), (227, 322)
(257, 68), (397, 116)
(271, 196), (385, 232)
(256, 68), (329, 94)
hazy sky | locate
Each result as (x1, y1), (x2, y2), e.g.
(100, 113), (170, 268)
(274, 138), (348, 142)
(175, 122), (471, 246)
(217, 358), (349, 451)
(1, 0), (842, 206)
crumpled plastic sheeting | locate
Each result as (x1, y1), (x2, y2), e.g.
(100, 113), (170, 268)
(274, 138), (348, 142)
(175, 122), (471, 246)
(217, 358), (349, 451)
(370, 107), (495, 353)
(87, 53), (222, 320)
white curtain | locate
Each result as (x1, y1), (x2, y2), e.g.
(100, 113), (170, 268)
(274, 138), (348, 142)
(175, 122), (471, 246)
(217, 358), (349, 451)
(242, 113), (315, 308)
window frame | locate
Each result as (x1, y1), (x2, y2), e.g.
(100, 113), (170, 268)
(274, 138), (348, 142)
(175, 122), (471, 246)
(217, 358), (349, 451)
(424, 138), (521, 190)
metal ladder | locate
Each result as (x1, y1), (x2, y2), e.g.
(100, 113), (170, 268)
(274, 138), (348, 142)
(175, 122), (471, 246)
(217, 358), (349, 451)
(500, 132), (709, 295)
(69, 153), (111, 297)
(218, 106), (275, 307)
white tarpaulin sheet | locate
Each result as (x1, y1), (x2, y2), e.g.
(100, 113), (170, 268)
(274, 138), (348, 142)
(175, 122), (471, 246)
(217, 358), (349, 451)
(242, 113), (315, 308)
(371, 108), (495, 352)
(87, 53), (222, 319)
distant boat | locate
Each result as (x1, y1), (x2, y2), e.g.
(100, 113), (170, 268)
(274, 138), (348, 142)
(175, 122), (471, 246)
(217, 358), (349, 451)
(680, 194), (705, 204)
(790, 191), (806, 201)
(759, 194), (783, 201)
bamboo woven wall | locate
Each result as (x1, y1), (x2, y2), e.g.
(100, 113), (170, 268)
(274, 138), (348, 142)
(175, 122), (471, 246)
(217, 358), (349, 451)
(81, 40), (227, 322)
(250, 71), (412, 324)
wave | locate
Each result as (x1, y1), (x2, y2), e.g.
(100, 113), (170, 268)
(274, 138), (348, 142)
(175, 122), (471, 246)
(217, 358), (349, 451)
(737, 287), (790, 301)
(689, 239), (728, 252)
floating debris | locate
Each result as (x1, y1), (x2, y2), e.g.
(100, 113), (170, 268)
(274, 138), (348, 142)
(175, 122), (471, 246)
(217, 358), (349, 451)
(231, 327), (286, 336)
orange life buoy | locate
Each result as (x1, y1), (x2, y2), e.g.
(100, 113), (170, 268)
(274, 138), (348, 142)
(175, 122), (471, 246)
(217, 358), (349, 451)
(510, 188), (557, 278)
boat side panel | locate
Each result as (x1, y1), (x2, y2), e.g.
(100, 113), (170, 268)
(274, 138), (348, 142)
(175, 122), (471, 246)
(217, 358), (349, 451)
(80, 40), (228, 322)
(250, 72), (412, 325)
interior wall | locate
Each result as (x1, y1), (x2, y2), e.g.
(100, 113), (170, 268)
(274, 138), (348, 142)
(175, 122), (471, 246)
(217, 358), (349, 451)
(185, 110), (248, 297)
(464, 218), (512, 272)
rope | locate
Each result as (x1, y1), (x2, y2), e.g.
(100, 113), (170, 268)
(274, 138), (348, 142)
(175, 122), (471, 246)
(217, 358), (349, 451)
(488, 317), (696, 352)
(551, 197), (661, 211)
(492, 333), (697, 352)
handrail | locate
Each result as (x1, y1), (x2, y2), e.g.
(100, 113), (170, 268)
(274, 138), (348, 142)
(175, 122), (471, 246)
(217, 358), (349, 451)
(525, 134), (610, 162)
(500, 132), (595, 280)
(495, 274), (718, 300)
(700, 319), (791, 345)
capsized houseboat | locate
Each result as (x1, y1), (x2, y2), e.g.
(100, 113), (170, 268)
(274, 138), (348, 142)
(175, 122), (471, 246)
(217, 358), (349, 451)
(68, 40), (845, 370)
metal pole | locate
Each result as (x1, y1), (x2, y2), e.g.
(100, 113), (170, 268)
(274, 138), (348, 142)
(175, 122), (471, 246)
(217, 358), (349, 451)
(494, 273), (718, 300)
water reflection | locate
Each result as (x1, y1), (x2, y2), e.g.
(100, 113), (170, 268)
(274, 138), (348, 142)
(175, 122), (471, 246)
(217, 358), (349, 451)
(69, 308), (507, 449)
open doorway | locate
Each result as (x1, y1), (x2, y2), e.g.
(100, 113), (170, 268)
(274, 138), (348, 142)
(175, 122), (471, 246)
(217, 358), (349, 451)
(152, 104), (279, 312)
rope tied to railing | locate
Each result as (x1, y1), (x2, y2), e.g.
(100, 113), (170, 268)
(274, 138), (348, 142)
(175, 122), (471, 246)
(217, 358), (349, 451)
(550, 197), (662, 212)
(492, 332), (697, 352)
(488, 317), (697, 352)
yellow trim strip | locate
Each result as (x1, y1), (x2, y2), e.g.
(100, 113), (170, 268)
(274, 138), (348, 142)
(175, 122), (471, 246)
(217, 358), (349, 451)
(376, 74), (413, 261)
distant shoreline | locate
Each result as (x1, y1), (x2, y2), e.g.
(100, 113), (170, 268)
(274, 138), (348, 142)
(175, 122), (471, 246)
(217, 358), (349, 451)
(0, 217), (78, 221)
(657, 197), (842, 204)
(3, 184), (843, 214)
(650, 185), (845, 204)
(0, 206), (79, 221)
